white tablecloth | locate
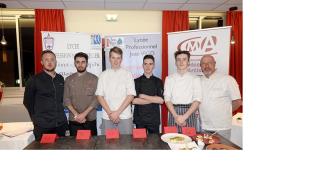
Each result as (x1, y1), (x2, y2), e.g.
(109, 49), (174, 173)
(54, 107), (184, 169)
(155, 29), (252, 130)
(0, 131), (35, 149)
(230, 113), (243, 147)
(0, 122), (35, 150)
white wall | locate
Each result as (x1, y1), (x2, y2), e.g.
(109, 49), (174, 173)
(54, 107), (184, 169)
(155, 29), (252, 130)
(0, 10), (162, 121)
(64, 10), (162, 34)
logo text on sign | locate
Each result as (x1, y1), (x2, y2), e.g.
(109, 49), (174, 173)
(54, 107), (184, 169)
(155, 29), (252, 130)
(177, 36), (218, 56)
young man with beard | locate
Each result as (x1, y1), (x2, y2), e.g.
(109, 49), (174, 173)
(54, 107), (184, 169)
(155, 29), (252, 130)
(132, 55), (164, 134)
(63, 52), (99, 136)
(24, 50), (68, 141)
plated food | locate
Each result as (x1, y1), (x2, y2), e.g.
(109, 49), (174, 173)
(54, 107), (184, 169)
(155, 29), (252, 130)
(161, 133), (192, 144)
(169, 136), (185, 143)
(193, 133), (220, 144)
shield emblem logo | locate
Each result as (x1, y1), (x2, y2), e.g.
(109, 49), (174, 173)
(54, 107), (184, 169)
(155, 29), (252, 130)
(43, 33), (54, 50)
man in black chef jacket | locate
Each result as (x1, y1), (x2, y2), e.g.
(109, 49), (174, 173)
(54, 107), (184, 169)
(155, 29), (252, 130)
(132, 55), (164, 133)
(23, 50), (68, 141)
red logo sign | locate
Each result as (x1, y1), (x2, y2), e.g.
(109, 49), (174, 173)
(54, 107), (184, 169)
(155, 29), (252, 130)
(177, 36), (218, 56)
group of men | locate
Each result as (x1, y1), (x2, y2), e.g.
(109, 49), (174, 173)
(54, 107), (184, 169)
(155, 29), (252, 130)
(23, 46), (242, 141)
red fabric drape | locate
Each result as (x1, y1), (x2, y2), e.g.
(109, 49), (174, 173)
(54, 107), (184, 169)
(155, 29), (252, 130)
(161, 11), (189, 131)
(34, 9), (65, 74)
(227, 11), (243, 113)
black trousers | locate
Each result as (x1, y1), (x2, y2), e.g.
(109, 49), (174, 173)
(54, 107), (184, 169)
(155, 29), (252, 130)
(69, 120), (97, 136)
(135, 123), (160, 134)
(33, 123), (68, 141)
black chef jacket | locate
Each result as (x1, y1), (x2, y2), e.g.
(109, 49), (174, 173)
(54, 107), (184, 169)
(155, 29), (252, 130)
(23, 71), (67, 128)
(133, 74), (164, 125)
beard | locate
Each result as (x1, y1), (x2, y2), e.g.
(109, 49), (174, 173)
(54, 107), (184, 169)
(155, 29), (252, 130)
(77, 68), (86, 73)
(44, 67), (55, 72)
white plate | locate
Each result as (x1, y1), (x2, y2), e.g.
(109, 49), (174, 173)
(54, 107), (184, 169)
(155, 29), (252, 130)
(161, 133), (192, 144)
(168, 141), (200, 150)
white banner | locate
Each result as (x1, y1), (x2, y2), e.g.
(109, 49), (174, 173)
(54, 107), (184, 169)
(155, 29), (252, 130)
(42, 32), (103, 79)
(105, 33), (162, 78)
(168, 27), (231, 76)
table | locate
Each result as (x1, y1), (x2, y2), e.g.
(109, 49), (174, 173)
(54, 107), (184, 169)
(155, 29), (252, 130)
(95, 134), (170, 150)
(24, 137), (97, 150)
(24, 133), (241, 150)
(215, 133), (242, 150)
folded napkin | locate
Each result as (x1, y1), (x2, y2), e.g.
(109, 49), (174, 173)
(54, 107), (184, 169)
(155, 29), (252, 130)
(0, 122), (34, 137)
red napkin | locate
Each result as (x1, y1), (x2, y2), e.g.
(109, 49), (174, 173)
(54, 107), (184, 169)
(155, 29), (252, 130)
(40, 134), (57, 144)
(76, 130), (91, 140)
(105, 129), (120, 139)
(182, 127), (196, 137)
(163, 126), (178, 134)
(132, 128), (147, 139)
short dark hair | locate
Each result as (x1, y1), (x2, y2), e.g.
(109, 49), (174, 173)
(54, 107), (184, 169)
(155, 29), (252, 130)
(143, 55), (155, 63)
(174, 50), (190, 61)
(41, 50), (56, 60)
(109, 46), (123, 58)
(74, 52), (88, 62)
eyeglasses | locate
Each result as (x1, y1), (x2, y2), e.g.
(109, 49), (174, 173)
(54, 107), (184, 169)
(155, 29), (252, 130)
(200, 62), (214, 66)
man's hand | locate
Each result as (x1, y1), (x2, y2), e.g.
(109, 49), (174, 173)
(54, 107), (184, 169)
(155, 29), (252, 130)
(109, 111), (120, 124)
(75, 112), (87, 123)
(174, 115), (187, 127)
(139, 94), (147, 99)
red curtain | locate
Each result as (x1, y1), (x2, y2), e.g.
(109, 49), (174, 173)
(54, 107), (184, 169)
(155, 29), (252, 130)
(161, 11), (189, 130)
(227, 11), (243, 113)
(34, 9), (65, 74)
